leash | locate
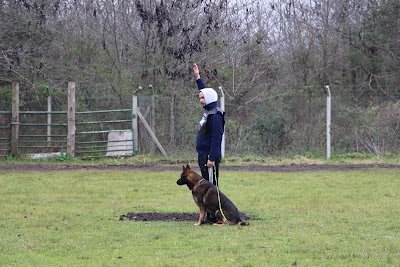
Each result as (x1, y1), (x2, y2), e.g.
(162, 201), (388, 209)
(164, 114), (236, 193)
(208, 167), (227, 221)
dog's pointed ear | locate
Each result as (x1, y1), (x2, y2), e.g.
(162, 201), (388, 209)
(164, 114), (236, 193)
(186, 164), (190, 170)
(182, 165), (186, 171)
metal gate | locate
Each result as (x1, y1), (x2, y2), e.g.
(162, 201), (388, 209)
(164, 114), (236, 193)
(0, 82), (169, 159)
(75, 109), (135, 158)
(0, 81), (137, 159)
(0, 111), (11, 159)
(0, 108), (135, 159)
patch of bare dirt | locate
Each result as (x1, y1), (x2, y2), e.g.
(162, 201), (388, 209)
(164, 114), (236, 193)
(119, 212), (250, 222)
(0, 163), (398, 172)
(119, 212), (198, 222)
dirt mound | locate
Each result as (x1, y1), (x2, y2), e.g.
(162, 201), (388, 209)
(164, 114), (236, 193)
(120, 212), (198, 222)
(1, 163), (399, 172)
(119, 212), (250, 222)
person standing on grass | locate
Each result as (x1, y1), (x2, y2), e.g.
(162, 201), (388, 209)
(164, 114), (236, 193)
(192, 63), (225, 189)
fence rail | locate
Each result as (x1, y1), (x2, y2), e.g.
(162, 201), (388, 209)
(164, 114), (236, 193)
(0, 111), (11, 157)
(75, 108), (135, 158)
(0, 82), (139, 159)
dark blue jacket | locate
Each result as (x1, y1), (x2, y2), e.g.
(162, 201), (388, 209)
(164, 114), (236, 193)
(195, 78), (224, 161)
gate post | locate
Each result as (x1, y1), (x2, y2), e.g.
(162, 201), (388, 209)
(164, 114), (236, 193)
(218, 86), (225, 159)
(11, 82), (19, 156)
(67, 82), (76, 157)
(132, 96), (138, 153)
(47, 88), (52, 146)
(326, 85), (331, 160)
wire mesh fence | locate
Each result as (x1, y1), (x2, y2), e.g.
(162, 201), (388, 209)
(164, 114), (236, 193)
(1, 88), (399, 159)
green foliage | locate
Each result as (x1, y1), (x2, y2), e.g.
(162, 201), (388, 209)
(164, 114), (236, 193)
(1, 1), (400, 157)
(0, 86), (12, 110)
(0, 168), (399, 266)
(345, 0), (400, 100)
(250, 95), (288, 155)
(56, 153), (73, 162)
(332, 153), (376, 160)
(5, 155), (18, 161)
(301, 151), (325, 159)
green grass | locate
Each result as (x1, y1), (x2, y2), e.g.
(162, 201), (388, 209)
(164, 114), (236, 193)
(3, 152), (400, 167)
(1, 168), (399, 266)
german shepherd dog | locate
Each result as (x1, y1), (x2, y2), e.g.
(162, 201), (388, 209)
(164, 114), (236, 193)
(177, 164), (249, 226)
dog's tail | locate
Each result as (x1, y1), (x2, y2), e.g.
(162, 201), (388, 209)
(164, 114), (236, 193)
(239, 221), (249, 226)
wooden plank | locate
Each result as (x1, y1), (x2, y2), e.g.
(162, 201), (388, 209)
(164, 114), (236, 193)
(132, 96), (139, 153)
(136, 108), (167, 157)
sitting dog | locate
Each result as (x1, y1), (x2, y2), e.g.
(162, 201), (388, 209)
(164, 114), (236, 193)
(176, 164), (249, 226)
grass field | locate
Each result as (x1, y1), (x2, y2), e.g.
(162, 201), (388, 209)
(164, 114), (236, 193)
(0, 167), (399, 266)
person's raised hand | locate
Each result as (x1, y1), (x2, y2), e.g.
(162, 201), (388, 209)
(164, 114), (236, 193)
(193, 63), (200, 80)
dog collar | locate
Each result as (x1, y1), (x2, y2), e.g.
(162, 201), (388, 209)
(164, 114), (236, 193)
(197, 178), (207, 185)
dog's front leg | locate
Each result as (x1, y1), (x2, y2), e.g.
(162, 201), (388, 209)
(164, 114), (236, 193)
(194, 206), (206, 226)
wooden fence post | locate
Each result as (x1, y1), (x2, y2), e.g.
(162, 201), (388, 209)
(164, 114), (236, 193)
(11, 82), (19, 156)
(67, 82), (76, 157)
(150, 84), (155, 153)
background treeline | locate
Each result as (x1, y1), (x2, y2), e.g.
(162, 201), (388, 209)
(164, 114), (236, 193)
(0, 0), (399, 157)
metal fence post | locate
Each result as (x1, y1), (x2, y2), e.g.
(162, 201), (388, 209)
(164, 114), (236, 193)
(219, 86), (225, 159)
(326, 85), (331, 160)
(47, 88), (52, 146)
(67, 82), (76, 157)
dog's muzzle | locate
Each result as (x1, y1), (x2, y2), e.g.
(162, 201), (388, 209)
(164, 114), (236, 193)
(176, 177), (185, 185)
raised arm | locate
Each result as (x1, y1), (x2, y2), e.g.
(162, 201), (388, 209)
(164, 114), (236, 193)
(193, 63), (206, 90)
